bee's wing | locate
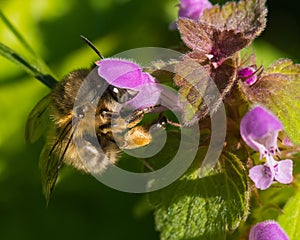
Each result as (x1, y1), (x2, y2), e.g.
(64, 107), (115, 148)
(25, 94), (51, 143)
(39, 142), (60, 204)
(39, 121), (74, 204)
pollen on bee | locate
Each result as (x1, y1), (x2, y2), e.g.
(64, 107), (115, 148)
(125, 126), (152, 148)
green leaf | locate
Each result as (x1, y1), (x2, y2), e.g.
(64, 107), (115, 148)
(0, 41), (57, 89)
(0, 11), (35, 55)
(239, 58), (300, 144)
(149, 149), (250, 240)
(0, 11), (58, 88)
(278, 180), (300, 240)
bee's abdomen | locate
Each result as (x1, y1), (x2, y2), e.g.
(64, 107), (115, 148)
(64, 132), (120, 174)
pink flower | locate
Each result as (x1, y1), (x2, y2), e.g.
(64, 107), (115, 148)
(238, 66), (258, 86)
(240, 106), (293, 190)
(249, 158), (293, 190)
(249, 220), (289, 240)
(169, 0), (212, 30)
(178, 0), (212, 20)
(240, 106), (283, 159)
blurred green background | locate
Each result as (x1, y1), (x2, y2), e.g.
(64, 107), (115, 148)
(0, 0), (299, 239)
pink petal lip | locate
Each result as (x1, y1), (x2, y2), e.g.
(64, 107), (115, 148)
(275, 159), (293, 184)
(249, 165), (273, 190)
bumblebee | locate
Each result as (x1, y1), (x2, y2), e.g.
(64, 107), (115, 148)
(26, 37), (166, 201)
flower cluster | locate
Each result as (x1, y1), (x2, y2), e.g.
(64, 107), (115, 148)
(240, 106), (293, 190)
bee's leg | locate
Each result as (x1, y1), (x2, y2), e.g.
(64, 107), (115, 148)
(148, 113), (167, 129)
(99, 109), (119, 118)
(98, 109), (128, 134)
(101, 105), (164, 131)
(100, 105), (163, 134)
(125, 105), (183, 128)
(164, 118), (182, 128)
(149, 113), (182, 129)
(125, 105), (162, 128)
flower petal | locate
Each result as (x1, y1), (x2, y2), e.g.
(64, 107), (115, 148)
(275, 159), (293, 184)
(238, 66), (257, 86)
(249, 164), (273, 190)
(126, 81), (162, 109)
(249, 220), (289, 240)
(141, 72), (157, 84)
(240, 106), (283, 155)
(96, 59), (143, 89)
(179, 0), (212, 20)
(96, 59), (162, 109)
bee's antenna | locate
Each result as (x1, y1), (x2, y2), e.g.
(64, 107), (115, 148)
(80, 35), (104, 59)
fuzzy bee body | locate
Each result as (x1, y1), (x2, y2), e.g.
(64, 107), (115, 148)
(26, 67), (160, 200)
(49, 68), (119, 173)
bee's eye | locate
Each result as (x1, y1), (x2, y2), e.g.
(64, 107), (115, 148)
(108, 85), (138, 103)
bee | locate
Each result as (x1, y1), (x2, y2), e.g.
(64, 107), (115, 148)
(25, 36), (167, 201)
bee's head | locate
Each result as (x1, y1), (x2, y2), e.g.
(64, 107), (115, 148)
(107, 85), (139, 104)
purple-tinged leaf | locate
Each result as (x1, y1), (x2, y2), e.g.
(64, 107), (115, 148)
(174, 54), (238, 123)
(200, 0), (267, 36)
(174, 57), (211, 123)
(178, 0), (267, 62)
(178, 19), (249, 62)
(174, 0), (267, 123)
